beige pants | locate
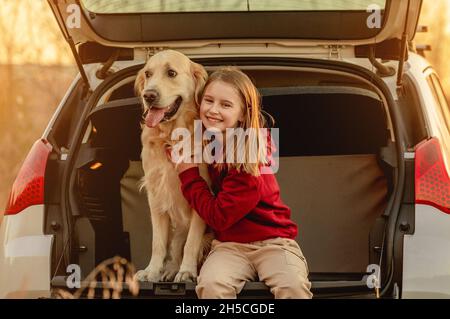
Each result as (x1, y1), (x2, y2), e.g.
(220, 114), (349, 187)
(196, 237), (313, 299)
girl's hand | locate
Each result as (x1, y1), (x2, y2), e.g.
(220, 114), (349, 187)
(165, 146), (198, 174)
(176, 161), (198, 174)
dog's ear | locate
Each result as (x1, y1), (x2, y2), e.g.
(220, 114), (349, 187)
(191, 62), (208, 107)
(134, 68), (146, 97)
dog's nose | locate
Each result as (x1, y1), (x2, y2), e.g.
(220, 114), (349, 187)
(143, 90), (159, 104)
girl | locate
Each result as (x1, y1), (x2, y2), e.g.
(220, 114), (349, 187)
(171, 66), (312, 299)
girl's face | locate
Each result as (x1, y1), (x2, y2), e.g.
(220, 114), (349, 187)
(200, 80), (245, 133)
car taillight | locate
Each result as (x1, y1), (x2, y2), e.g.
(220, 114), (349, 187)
(4, 139), (52, 216)
(415, 137), (450, 214)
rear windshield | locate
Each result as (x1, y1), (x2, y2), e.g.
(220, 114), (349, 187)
(82, 0), (386, 14)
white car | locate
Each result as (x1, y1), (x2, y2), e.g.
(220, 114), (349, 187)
(1, 0), (449, 299)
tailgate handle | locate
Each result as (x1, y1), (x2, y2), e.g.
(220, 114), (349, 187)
(154, 283), (186, 296)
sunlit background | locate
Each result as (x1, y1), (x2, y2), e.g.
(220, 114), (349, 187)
(0, 0), (449, 217)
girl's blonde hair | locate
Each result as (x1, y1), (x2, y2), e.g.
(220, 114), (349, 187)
(201, 66), (271, 176)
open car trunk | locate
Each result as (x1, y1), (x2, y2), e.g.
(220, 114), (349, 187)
(48, 0), (422, 93)
(55, 64), (396, 298)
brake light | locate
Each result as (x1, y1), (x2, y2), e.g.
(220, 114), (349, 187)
(4, 139), (52, 216)
(415, 137), (450, 214)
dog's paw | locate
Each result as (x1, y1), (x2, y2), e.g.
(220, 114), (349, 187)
(174, 270), (197, 283)
(134, 269), (161, 282)
(161, 265), (179, 282)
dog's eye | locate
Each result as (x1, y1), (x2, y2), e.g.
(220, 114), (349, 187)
(167, 69), (177, 78)
(145, 71), (152, 79)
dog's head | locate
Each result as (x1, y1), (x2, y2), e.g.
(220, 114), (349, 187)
(135, 50), (208, 128)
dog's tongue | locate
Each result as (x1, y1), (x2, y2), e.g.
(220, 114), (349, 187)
(145, 108), (166, 128)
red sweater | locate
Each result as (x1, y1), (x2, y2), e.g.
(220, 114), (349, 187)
(178, 165), (298, 243)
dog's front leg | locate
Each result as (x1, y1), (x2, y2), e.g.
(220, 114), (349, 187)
(135, 211), (170, 282)
(160, 225), (188, 282)
(174, 210), (206, 282)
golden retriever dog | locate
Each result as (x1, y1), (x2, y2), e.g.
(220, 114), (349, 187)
(134, 50), (211, 282)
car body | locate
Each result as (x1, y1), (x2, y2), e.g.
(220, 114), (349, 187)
(1, 0), (449, 299)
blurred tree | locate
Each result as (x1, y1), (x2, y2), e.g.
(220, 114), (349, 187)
(416, 0), (450, 98)
(0, 0), (76, 214)
(0, 0), (24, 129)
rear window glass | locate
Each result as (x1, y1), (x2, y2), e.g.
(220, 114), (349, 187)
(82, 0), (386, 14)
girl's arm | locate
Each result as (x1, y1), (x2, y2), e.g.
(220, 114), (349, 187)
(178, 167), (261, 231)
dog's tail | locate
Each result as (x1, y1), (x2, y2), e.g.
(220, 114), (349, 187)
(198, 231), (214, 267)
